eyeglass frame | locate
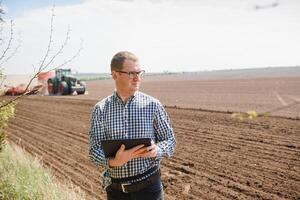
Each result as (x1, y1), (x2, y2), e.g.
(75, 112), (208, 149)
(115, 70), (146, 79)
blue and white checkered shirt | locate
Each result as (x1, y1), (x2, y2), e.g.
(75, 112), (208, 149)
(89, 91), (176, 186)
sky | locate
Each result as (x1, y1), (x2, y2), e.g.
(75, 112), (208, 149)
(1, 0), (300, 74)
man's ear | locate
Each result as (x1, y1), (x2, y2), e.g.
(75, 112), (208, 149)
(111, 71), (117, 80)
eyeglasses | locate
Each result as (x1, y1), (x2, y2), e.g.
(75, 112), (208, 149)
(116, 70), (145, 79)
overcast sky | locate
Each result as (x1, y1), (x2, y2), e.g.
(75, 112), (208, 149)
(2, 0), (300, 74)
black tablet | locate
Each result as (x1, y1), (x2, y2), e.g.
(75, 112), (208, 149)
(101, 138), (152, 158)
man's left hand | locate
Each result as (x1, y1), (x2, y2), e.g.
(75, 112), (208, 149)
(138, 141), (157, 158)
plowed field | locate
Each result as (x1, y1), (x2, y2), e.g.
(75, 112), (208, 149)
(80, 77), (300, 118)
(6, 94), (300, 200)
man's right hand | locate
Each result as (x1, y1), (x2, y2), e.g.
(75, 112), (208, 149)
(108, 144), (145, 167)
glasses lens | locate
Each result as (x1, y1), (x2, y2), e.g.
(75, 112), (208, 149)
(129, 72), (135, 79)
(128, 71), (145, 78)
(139, 71), (145, 78)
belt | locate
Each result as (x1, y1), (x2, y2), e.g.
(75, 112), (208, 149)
(109, 168), (160, 193)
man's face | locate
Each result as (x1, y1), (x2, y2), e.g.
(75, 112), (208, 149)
(113, 59), (142, 95)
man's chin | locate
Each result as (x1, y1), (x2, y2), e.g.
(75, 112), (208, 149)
(131, 86), (139, 92)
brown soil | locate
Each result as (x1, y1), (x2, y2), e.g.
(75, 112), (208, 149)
(75, 76), (300, 118)
(6, 94), (300, 200)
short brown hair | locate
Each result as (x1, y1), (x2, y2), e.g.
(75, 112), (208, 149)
(110, 51), (138, 71)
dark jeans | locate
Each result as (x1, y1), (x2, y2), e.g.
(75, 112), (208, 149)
(106, 178), (163, 200)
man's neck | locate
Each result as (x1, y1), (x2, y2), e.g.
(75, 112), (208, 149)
(116, 90), (136, 103)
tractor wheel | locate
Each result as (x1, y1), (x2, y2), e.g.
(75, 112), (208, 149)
(57, 81), (69, 95)
(47, 79), (55, 95)
(77, 89), (85, 95)
(77, 80), (86, 95)
(78, 80), (86, 87)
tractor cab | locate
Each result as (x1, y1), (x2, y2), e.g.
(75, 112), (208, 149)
(55, 69), (72, 81)
(47, 68), (86, 95)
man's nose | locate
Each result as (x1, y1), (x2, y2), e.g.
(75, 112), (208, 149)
(132, 75), (140, 81)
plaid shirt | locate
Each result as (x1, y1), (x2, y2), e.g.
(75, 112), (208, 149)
(89, 91), (176, 185)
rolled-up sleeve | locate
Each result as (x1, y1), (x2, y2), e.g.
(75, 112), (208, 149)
(89, 105), (109, 167)
(153, 102), (176, 159)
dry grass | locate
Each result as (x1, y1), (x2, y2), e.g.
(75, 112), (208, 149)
(0, 142), (86, 200)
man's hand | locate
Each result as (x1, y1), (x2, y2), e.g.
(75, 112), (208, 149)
(108, 144), (145, 167)
(137, 141), (158, 158)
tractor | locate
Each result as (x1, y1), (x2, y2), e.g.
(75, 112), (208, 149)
(47, 68), (86, 95)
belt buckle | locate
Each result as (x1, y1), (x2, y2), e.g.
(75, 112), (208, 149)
(121, 183), (131, 193)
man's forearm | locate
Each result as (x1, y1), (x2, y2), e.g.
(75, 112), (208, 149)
(89, 146), (109, 167)
(156, 137), (176, 158)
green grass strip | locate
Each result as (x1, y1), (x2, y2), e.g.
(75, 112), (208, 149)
(0, 143), (85, 200)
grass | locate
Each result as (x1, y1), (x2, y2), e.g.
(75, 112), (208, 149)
(0, 142), (86, 200)
(79, 76), (111, 81)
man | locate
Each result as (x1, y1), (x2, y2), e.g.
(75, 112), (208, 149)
(89, 51), (176, 200)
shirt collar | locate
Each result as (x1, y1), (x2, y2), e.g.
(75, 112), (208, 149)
(113, 90), (139, 104)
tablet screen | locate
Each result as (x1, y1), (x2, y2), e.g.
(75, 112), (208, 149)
(101, 138), (152, 158)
